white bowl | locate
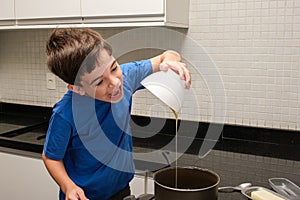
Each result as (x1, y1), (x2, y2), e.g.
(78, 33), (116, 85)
(141, 69), (187, 112)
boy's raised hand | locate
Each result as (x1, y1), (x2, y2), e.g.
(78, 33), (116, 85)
(160, 61), (191, 89)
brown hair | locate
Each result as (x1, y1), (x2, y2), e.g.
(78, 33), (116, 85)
(46, 28), (112, 85)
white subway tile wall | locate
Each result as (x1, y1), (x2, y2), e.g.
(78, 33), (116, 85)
(0, 0), (299, 131)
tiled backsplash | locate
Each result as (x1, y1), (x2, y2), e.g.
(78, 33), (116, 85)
(0, 0), (299, 131)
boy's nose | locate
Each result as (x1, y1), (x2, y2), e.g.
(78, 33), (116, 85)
(108, 77), (118, 88)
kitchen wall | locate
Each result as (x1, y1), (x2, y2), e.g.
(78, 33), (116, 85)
(0, 0), (299, 131)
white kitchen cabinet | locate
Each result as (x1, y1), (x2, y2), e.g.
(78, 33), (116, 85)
(82, 0), (164, 17)
(0, 151), (154, 199)
(0, 152), (58, 200)
(0, 0), (189, 29)
(0, 0), (15, 25)
(130, 175), (154, 197)
(15, 0), (81, 24)
(82, 0), (189, 27)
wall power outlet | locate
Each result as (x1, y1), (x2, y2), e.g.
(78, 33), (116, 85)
(46, 73), (56, 90)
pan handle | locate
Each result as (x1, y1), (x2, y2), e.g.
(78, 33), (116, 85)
(218, 186), (235, 193)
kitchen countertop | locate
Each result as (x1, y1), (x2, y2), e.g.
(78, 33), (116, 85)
(172, 148), (300, 200)
(132, 145), (300, 200)
(2, 144), (299, 200)
(1, 103), (299, 200)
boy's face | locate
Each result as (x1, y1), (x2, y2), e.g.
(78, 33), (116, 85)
(78, 50), (124, 103)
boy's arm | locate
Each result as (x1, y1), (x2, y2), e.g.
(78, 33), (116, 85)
(150, 50), (191, 88)
(42, 151), (89, 200)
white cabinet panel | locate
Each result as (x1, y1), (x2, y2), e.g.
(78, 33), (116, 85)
(0, 152), (58, 200)
(0, 0), (15, 25)
(82, 0), (164, 17)
(0, 151), (153, 199)
(15, 0), (81, 19)
(0, 0), (189, 29)
(0, 0), (14, 19)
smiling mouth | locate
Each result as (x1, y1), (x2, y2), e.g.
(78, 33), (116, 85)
(109, 85), (123, 102)
(112, 89), (120, 97)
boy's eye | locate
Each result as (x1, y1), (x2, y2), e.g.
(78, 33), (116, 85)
(96, 80), (103, 86)
(112, 66), (117, 72)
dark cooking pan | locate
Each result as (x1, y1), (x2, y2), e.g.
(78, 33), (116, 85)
(153, 166), (220, 200)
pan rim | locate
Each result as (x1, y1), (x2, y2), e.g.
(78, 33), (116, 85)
(153, 166), (220, 192)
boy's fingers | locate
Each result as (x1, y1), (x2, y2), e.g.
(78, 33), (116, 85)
(159, 63), (169, 71)
(160, 61), (191, 88)
(182, 66), (191, 88)
(77, 191), (88, 200)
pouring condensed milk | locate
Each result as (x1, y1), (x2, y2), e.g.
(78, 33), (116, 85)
(141, 68), (188, 188)
(141, 68), (187, 114)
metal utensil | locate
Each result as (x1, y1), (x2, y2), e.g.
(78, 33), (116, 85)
(123, 195), (136, 200)
(218, 182), (252, 193)
(269, 178), (300, 199)
(138, 171), (155, 200)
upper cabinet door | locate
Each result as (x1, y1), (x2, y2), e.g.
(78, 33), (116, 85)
(81, 0), (164, 17)
(0, 0), (188, 28)
(15, 0), (81, 19)
(0, 0), (15, 20)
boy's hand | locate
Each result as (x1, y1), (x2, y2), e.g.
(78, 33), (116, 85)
(65, 185), (89, 200)
(160, 61), (191, 89)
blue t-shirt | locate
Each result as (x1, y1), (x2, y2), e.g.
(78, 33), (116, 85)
(43, 60), (152, 200)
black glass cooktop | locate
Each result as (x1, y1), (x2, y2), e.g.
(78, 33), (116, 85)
(0, 111), (49, 153)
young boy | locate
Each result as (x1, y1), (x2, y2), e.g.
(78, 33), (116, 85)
(42, 28), (191, 200)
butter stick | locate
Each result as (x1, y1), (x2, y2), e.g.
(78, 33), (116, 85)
(251, 189), (285, 200)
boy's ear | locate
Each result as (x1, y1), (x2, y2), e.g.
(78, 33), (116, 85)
(67, 84), (85, 96)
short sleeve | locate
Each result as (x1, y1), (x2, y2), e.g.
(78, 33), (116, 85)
(43, 113), (72, 160)
(121, 59), (152, 92)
